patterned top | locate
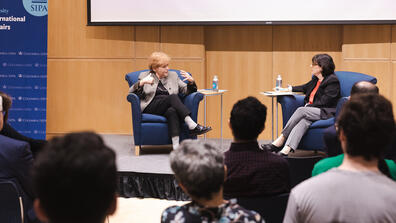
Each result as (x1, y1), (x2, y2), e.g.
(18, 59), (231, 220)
(161, 199), (264, 223)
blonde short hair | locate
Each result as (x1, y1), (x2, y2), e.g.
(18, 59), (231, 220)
(148, 52), (171, 71)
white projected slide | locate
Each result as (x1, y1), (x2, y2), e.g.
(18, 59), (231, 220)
(89, 0), (396, 24)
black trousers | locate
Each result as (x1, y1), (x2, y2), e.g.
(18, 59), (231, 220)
(0, 123), (47, 158)
(144, 94), (191, 137)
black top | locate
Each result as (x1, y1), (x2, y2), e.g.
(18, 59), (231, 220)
(292, 73), (341, 119)
(155, 81), (170, 96)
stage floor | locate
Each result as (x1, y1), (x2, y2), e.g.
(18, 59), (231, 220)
(101, 134), (271, 174)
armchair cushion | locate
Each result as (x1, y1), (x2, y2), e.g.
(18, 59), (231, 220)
(142, 114), (167, 123)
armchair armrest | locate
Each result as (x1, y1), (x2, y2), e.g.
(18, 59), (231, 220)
(182, 92), (204, 122)
(127, 93), (142, 138)
(277, 95), (305, 127)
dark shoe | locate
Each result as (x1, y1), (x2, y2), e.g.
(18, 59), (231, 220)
(189, 124), (212, 135)
(260, 143), (282, 153)
(278, 149), (295, 157)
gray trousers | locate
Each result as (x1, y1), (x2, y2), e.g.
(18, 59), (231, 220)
(281, 107), (321, 150)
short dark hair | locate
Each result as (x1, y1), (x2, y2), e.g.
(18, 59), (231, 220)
(312, 54), (335, 77)
(337, 94), (395, 160)
(32, 132), (117, 223)
(350, 81), (379, 96)
(0, 91), (12, 122)
(230, 96), (267, 140)
(170, 140), (224, 200)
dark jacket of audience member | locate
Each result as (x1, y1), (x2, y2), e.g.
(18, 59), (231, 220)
(0, 91), (47, 157)
(224, 97), (290, 198)
(0, 134), (37, 222)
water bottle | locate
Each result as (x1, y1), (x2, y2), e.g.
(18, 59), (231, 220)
(275, 74), (282, 91)
(212, 75), (219, 91)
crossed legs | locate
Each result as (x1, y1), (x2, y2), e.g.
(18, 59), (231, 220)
(273, 107), (321, 155)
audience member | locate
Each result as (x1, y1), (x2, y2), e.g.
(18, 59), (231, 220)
(161, 140), (264, 223)
(224, 96), (290, 198)
(323, 81), (379, 156)
(316, 81), (396, 180)
(0, 95), (38, 222)
(283, 94), (396, 222)
(0, 91), (47, 157)
(32, 132), (117, 223)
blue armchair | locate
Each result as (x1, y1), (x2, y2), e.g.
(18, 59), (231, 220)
(125, 69), (204, 155)
(277, 71), (377, 151)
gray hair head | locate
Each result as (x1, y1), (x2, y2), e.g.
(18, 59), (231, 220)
(170, 139), (224, 200)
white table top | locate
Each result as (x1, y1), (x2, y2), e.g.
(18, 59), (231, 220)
(260, 91), (298, 96)
(198, 89), (228, 95)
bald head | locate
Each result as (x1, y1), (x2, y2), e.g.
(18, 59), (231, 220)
(350, 81), (379, 96)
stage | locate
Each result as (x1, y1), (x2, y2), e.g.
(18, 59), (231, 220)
(102, 135), (271, 200)
(102, 134), (325, 200)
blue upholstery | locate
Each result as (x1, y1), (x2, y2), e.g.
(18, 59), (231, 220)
(277, 71), (377, 151)
(125, 69), (204, 147)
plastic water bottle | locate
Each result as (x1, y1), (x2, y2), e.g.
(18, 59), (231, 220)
(275, 74), (282, 91)
(212, 75), (219, 91)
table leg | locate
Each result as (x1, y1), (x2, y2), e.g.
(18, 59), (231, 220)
(271, 97), (274, 141)
(204, 95), (207, 140)
(276, 96), (278, 138)
(220, 94), (223, 149)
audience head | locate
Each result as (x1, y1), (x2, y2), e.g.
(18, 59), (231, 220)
(350, 81), (379, 96)
(337, 94), (395, 161)
(230, 96), (267, 141)
(32, 132), (117, 223)
(148, 51), (171, 71)
(0, 91), (12, 128)
(170, 140), (225, 201)
(312, 54), (335, 77)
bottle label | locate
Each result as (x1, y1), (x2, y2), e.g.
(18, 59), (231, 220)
(212, 82), (217, 90)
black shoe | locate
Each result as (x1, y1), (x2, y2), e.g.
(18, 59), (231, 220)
(278, 149), (295, 157)
(260, 143), (282, 153)
(189, 124), (212, 135)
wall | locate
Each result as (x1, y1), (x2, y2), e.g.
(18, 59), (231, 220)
(47, 0), (396, 140)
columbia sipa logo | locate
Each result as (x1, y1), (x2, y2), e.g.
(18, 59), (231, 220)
(22, 0), (48, 17)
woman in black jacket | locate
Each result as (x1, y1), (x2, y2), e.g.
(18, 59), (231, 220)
(263, 54), (340, 156)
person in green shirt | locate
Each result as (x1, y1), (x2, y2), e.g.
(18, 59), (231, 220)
(312, 154), (396, 180)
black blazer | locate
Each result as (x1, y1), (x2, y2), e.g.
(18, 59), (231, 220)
(292, 73), (340, 119)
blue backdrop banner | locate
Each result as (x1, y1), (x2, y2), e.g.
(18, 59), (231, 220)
(0, 0), (48, 139)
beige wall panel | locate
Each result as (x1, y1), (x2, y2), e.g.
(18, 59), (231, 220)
(392, 25), (396, 60)
(205, 52), (272, 140)
(204, 26), (272, 140)
(47, 60), (135, 134)
(343, 25), (391, 59)
(135, 26), (160, 58)
(343, 61), (392, 101)
(205, 26), (272, 51)
(273, 25), (342, 52)
(160, 26), (205, 58)
(48, 0), (134, 58)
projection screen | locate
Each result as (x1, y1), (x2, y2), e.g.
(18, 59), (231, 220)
(88, 0), (396, 25)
